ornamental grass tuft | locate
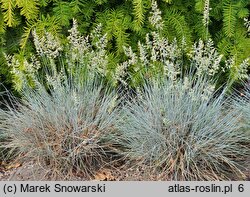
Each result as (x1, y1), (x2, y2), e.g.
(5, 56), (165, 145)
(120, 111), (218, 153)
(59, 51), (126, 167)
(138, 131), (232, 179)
(233, 80), (250, 131)
(0, 69), (121, 180)
(118, 76), (250, 180)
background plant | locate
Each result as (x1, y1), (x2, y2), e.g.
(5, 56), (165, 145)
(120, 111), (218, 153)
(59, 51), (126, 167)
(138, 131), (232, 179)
(5, 19), (120, 91)
(0, 0), (249, 92)
(6, 3), (249, 91)
(117, 75), (250, 180)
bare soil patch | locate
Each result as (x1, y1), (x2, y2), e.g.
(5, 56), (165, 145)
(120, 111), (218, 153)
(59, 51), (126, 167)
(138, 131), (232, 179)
(1, 160), (249, 181)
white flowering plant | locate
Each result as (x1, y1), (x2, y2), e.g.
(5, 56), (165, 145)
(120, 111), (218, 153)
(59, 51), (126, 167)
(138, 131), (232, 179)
(5, 1), (249, 92)
(6, 19), (120, 91)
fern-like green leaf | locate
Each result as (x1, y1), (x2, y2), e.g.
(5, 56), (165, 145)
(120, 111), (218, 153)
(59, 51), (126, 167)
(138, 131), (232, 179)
(193, 15), (211, 40)
(237, 8), (249, 18)
(53, 1), (72, 26)
(35, 15), (61, 37)
(69, 0), (84, 14)
(163, 8), (192, 45)
(132, 0), (146, 31)
(72, 0), (95, 19)
(224, 25), (250, 84)
(98, 9), (131, 53)
(39, 0), (50, 7)
(217, 37), (233, 58)
(0, 9), (6, 33)
(94, 0), (108, 5)
(16, 0), (39, 20)
(210, 0), (224, 20)
(1, 0), (16, 27)
(231, 26), (250, 61)
(194, 0), (204, 13)
(223, 0), (238, 37)
(20, 15), (61, 49)
(20, 20), (36, 49)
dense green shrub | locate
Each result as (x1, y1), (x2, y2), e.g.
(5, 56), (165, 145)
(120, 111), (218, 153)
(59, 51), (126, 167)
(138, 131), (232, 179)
(117, 76), (250, 180)
(0, 0), (249, 91)
(6, 15), (247, 91)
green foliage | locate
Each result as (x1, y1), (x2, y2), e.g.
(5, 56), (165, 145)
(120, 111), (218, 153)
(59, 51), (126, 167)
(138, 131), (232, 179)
(1, 0), (39, 27)
(20, 15), (61, 49)
(52, 1), (73, 26)
(163, 8), (192, 45)
(223, 0), (239, 38)
(16, 0), (39, 20)
(0, 0), (249, 91)
(0, 10), (5, 33)
(194, 0), (204, 13)
(132, 0), (149, 31)
(1, 0), (16, 27)
(97, 8), (132, 54)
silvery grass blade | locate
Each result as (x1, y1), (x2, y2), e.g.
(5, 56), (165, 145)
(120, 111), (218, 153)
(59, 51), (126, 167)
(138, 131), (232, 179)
(117, 75), (250, 180)
(233, 79), (250, 131)
(231, 79), (250, 174)
(0, 68), (122, 180)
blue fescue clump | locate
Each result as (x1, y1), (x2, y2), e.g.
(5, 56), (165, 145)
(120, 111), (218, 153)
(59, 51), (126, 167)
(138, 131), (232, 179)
(0, 69), (121, 179)
(234, 82), (250, 131)
(118, 76), (250, 180)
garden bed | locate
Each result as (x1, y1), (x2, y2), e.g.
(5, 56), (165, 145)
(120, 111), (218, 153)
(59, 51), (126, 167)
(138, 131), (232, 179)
(1, 160), (250, 181)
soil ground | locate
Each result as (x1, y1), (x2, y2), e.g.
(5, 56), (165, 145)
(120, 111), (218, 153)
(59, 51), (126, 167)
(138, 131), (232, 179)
(1, 160), (250, 181)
